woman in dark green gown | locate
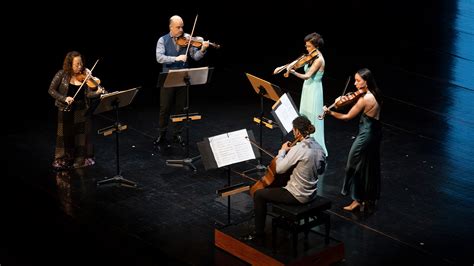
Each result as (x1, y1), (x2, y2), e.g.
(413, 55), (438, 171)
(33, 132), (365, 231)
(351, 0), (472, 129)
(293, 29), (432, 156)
(323, 68), (382, 211)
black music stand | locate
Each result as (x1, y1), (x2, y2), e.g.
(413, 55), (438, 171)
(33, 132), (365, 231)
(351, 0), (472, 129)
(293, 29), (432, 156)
(94, 87), (139, 188)
(244, 73), (282, 175)
(270, 92), (300, 136)
(197, 129), (260, 226)
(157, 67), (214, 172)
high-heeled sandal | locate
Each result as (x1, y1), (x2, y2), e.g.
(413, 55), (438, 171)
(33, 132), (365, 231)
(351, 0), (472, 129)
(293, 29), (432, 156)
(343, 201), (363, 211)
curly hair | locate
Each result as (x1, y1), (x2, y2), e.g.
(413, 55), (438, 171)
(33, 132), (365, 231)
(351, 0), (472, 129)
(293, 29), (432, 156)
(62, 51), (83, 75)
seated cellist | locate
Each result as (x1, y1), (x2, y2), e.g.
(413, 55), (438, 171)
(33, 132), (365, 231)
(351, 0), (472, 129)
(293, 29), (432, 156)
(246, 115), (326, 241)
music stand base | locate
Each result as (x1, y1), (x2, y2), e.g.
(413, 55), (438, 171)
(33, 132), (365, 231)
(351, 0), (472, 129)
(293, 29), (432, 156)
(166, 155), (201, 172)
(97, 175), (137, 188)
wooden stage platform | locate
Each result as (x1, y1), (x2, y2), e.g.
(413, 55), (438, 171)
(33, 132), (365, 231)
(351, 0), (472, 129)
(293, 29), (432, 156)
(214, 218), (344, 266)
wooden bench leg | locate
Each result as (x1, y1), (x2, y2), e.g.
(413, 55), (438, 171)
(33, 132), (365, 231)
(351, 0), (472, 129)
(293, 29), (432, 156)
(272, 208), (332, 256)
(324, 213), (330, 244)
(272, 218), (278, 253)
(292, 229), (298, 257)
(304, 216), (309, 239)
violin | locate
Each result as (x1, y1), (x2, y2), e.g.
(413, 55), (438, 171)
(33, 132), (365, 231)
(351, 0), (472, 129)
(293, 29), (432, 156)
(273, 49), (319, 78)
(249, 136), (303, 198)
(63, 61), (104, 112)
(318, 87), (368, 120)
(75, 70), (101, 89)
(336, 87), (368, 107)
(176, 35), (221, 49)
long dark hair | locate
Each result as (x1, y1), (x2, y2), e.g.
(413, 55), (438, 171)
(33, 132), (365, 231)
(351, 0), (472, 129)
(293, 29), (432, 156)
(357, 68), (383, 106)
(62, 51), (83, 75)
(293, 116), (315, 137)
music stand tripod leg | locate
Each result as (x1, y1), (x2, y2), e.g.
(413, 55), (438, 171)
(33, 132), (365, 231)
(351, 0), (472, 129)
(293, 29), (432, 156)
(162, 68), (210, 173)
(166, 155), (201, 172)
(97, 175), (137, 188)
(94, 89), (139, 189)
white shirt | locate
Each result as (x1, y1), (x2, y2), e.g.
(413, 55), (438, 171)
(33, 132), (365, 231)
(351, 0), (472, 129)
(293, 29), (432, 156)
(276, 137), (326, 203)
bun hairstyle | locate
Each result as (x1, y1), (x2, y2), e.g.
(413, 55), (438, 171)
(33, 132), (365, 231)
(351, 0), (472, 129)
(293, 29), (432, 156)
(293, 116), (315, 137)
(304, 32), (324, 49)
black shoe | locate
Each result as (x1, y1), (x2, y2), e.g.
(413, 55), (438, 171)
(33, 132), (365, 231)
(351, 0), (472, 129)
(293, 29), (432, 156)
(242, 231), (265, 242)
(173, 134), (186, 147)
(153, 134), (170, 148)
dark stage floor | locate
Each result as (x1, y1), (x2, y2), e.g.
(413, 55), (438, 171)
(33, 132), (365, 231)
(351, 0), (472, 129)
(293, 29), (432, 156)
(4, 1), (474, 265)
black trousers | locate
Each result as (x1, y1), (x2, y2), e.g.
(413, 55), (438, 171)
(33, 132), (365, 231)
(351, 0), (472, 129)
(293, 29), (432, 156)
(253, 187), (299, 235)
(159, 85), (186, 137)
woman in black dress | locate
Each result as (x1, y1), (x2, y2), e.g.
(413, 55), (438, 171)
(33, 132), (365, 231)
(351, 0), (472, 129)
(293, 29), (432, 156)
(323, 68), (382, 211)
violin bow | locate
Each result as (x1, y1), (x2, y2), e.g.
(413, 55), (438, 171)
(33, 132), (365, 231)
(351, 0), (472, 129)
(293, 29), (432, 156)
(340, 75), (351, 97)
(245, 136), (275, 159)
(184, 14), (199, 58)
(326, 75), (351, 108)
(71, 59), (100, 100)
(230, 169), (258, 182)
(317, 75), (351, 119)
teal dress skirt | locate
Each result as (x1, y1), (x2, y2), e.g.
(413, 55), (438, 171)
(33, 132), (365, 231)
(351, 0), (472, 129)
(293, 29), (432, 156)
(299, 68), (327, 155)
(341, 113), (382, 202)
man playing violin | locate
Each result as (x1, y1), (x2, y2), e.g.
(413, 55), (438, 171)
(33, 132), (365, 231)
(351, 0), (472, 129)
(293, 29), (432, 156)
(323, 68), (383, 212)
(248, 116), (326, 241)
(154, 15), (209, 148)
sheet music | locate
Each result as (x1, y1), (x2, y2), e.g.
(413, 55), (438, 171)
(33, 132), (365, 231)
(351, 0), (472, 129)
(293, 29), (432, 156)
(208, 129), (256, 168)
(164, 67), (209, 88)
(272, 93), (299, 133)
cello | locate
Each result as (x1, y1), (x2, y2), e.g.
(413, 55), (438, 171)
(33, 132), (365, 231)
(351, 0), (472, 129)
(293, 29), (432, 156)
(248, 136), (303, 198)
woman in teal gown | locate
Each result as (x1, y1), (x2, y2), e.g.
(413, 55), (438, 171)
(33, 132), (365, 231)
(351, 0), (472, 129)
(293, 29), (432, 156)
(288, 32), (328, 156)
(323, 68), (383, 211)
